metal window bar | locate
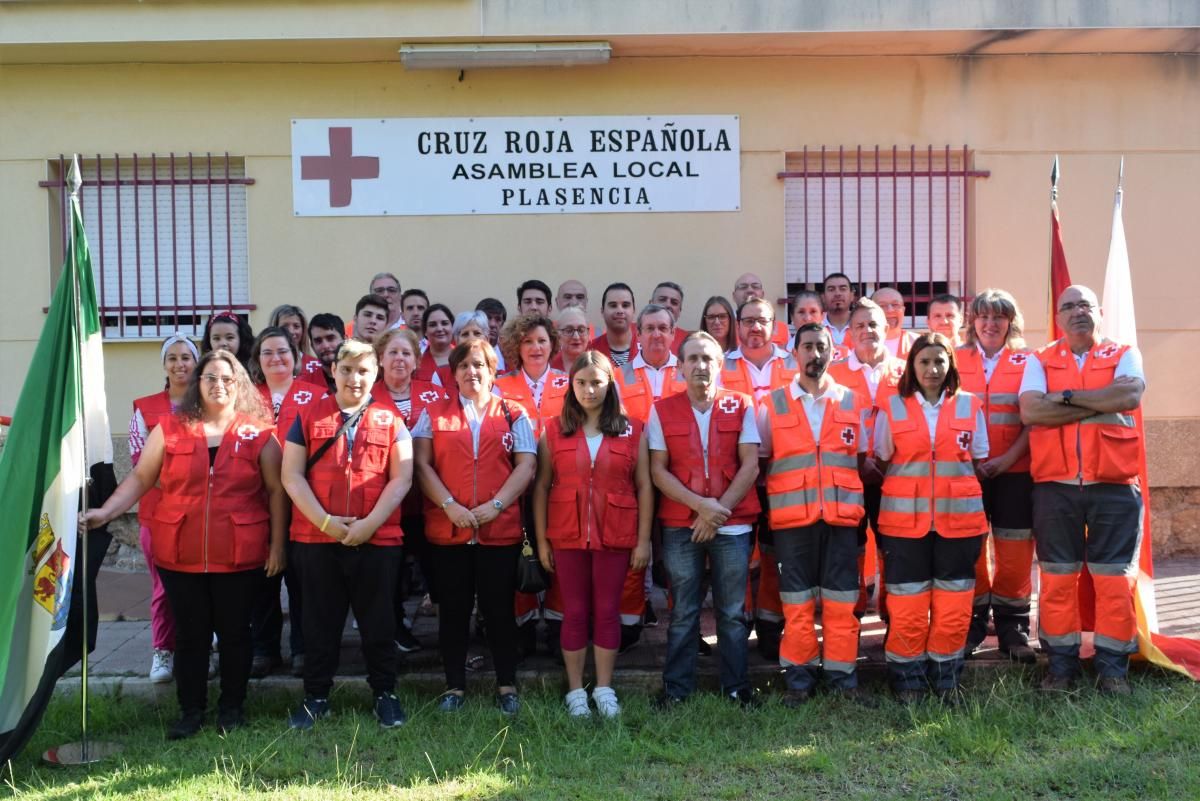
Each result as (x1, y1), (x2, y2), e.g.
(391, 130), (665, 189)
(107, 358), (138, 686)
(41, 154), (256, 339)
(779, 145), (989, 326)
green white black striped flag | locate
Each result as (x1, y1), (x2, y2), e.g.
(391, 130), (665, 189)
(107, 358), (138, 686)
(0, 157), (114, 762)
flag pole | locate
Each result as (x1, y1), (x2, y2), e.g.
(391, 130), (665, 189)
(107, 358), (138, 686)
(43, 155), (120, 767)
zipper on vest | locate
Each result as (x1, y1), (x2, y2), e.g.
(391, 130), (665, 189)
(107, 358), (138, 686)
(929, 443), (938, 531)
(815, 443), (824, 516)
(204, 462), (214, 572)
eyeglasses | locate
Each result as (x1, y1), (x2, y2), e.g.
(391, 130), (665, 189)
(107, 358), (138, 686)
(1058, 300), (1095, 313)
(559, 327), (588, 338)
(372, 286), (401, 295)
(201, 374), (235, 386)
(704, 313), (730, 323)
(735, 282), (763, 293)
(739, 317), (772, 328)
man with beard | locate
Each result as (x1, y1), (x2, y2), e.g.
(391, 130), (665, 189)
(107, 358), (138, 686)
(308, 313), (345, 394)
(732, 272), (790, 347)
(589, 283), (638, 368)
(757, 324), (870, 704)
(821, 272), (855, 352)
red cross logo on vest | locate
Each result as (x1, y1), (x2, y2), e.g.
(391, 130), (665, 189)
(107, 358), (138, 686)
(957, 430), (972, 451)
(1009, 353), (1027, 366)
(371, 410), (392, 427)
(419, 390), (441, 404)
(1096, 344), (1120, 360)
(300, 127), (380, 208)
(718, 395), (740, 415)
(552, 375), (568, 389)
(501, 432), (515, 453)
(292, 389), (313, 405)
(236, 424), (261, 441)
(620, 423), (634, 438)
(841, 426), (855, 446)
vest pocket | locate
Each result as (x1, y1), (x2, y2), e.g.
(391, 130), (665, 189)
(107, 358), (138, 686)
(231, 508), (270, 567)
(150, 508), (187, 565)
(1093, 426), (1139, 484)
(833, 474), (865, 522)
(602, 492), (639, 548)
(360, 429), (392, 471)
(546, 486), (577, 543)
(943, 478), (985, 536)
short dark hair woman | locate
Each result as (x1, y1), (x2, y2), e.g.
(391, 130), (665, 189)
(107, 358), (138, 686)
(83, 350), (285, 738)
(532, 350), (652, 718)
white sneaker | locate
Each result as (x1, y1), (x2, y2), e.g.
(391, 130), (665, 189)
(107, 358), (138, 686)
(592, 686), (620, 718)
(564, 688), (591, 718)
(149, 649), (174, 683)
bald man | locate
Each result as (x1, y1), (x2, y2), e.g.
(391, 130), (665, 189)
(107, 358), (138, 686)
(555, 279), (595, 345)
(733, 272), (790, 347)
(870, 287), (916, 358)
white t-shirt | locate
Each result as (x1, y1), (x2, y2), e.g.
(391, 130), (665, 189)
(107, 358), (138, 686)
(872, 392), (990, 461)
(646, 399), (760, 535)
(721, 346), (791, 401)
(977, 345), (1003, 382)
(586, 432), (604, 463)
(756, 381), (869, 459)
(825, 321), (850, 347)
(631, 351), (679, 398)
(842, 352), (891, 402)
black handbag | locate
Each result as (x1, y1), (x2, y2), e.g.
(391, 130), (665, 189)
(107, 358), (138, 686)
(515, 533), (549, 594)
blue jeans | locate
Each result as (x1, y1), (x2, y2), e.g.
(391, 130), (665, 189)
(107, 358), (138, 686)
(661, 527), (751, 698)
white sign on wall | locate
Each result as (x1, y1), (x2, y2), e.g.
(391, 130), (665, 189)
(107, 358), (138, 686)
(291, 115), (740, 217)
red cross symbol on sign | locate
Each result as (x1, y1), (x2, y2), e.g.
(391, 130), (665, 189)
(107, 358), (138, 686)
(300, 127), (380, 208)
(957, 431), (972, 451)
(841, 426), (855, 446)
(718, 396), (740, 415)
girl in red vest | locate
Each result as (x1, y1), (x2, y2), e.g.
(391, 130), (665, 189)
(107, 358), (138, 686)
(414, 304), (455, 387)
(873, 333), (990, 704)
(83, 350), (285, 739)
(958, 289), (1036, 662)
(281, 339), (413, 731)
(373, 327), (448, 653)
(247, 326), (316, 679)
(532, 351), (653, 718)
(412, 339), (537, 716)
(129, 333), (198, 684)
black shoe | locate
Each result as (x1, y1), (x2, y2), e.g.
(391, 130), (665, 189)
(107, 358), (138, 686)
(290, 654), (305, 678)
(894, 688), (926, 706)
(781, 688), (812, 708)
(727, 688), (761, 709)
(250, 654), (280, 679)
(288, 696), (330, 730)
(642, 600), (659, 627)
(653, 691), (686, 711)
(216, 706), (245, 735)
(1039, 672), (1077, 693)
(497, 692), (520, 717)
(1001, 643), (1037, 664)
(374, 692), (407, 728)
(166, 710), (204, 740)
(830, 685), (879, 708)
(1096, 676), (1132, 696)
(437, 692), (466, 712)
(395, 625), (422, 653)
(698, 636), (713, 656)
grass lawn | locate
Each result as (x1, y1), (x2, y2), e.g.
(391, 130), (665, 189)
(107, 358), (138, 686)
(4, 669), (1200, 800)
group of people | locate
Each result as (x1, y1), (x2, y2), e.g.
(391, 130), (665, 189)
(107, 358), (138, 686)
(80, 268), (1147, 738)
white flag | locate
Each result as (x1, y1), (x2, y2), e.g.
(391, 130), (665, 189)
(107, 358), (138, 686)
(1100, 171), (1136, 347)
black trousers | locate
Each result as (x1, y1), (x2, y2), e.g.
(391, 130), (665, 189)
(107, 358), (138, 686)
(249, 544), (305, 659)
(396, 515), (435, 621)
(431, 542), (521, 691)
(158, 567), (261, 715)
(291, 542), (401, 698)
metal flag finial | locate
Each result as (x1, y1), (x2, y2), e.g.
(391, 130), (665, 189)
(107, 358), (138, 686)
(1050, 155), (1060, 201)
(68, 154), (83, 198)
(1117, 156), (1125, 193)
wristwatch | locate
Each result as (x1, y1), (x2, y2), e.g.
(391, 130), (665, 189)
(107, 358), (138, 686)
(492, 498), (505, 511)
(440, 496), (455, 510)
(1061, 389), (1074, 406)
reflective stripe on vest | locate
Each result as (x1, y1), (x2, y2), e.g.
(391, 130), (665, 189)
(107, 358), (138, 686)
(764, 384), (865, 529)
(956, 346), (1030, 473)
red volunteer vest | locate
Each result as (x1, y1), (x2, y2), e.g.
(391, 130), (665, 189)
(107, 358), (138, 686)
(955, 345), (1031, 473)
(494, 369), (570, 439)
(1029, 339), (1141, 484)
(544, 417), (642, 550)
(258, 381), (321, 445)
(152, 414), (274, 573)
(654, 389), (761, 528)
(616, 361), (688, 424)
(414, 350), (453, 388)
(764, 384), (866, 528)
(424, 395), (525, 546)
(132, 391), (174, 526)
(372, 379), (448, 517)
(588, 331), (638, 365)
(877, 392), (987, 538)
(289, 395), (406, 545)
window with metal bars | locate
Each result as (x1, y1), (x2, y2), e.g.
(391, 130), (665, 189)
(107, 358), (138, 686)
(779, 145), (988, 326)
(42, 154), (256, 340)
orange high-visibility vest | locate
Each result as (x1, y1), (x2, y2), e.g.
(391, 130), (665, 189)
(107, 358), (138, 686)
(1028, 339), (1140, 485)
(720, 352), (796, 401)
(615, 361), (687, 423)
(771, 320), (791, 348)
(827, 354), (906, 453)
(956, 345), (1031, 473)
(494, 369), (570, 439)
(764, 384), (867, 528)
(877, 392), (987, 538)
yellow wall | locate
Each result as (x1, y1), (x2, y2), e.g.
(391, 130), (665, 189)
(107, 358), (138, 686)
(1, 53), (1197, 439)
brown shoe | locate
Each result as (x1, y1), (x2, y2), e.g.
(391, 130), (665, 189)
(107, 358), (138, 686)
(1096, 676), (1132, 696)
(1039, 672), (1076, 692)
(781, 688), (812, 708)
(1001, 643), (1038, 664)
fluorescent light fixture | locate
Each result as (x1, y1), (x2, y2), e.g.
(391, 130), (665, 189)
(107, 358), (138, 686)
(399, 41), (611, 70)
